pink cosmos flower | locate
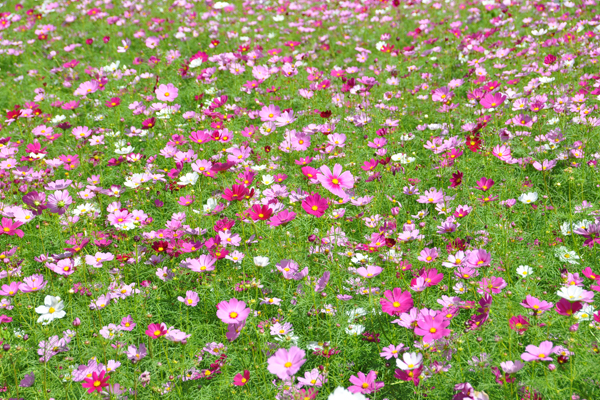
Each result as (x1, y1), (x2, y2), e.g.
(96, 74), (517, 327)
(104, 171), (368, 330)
(356, 265), (383, 278)
(414, 315), (451, 343)
(492, 145), (512, 161)
(418, 247), (438, 263)
(474, 177), (494, 191)
(184, 255), (217, 273)
(267, 346), (306, 380)
(316, 164), (354, 197)
(0, 281), (20, 296)
(379, 344), (407, 359)
(302, 193), (329, 217)
(268, 210), (297, 227)
(85, 252), (114, 268)
(466, 249), (491, 268)
(509, 315), (530, 333)
(19, 274), (46, 293)
(380, 288), (413, 316)
(120, 315), (136, 331)
(216, 298), (251, 324)
(155, 83), (179, 102)
(348, 370), (384, 394)
(259, 104), (281, 122)
(47, 190), (73, 215)
(532, 159), (557, 171)
(431, 87), (453, 102)
(178, 290), (199, 307)
(509, 114), (536, 128)
(417, 187), (444, 204)
(420, 268), (444, 287)
(477, 276), (507, 295)
(520, 295), (553, 314)
(126, 343), (147, 363)
(521, 341), (557, 362)
(479, 92), (506, 109)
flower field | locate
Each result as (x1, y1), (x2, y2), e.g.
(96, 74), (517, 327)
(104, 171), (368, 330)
(1, 0), (600, 399)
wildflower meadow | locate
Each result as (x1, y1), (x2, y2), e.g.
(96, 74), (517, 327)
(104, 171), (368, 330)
(1, 0), (600, 399)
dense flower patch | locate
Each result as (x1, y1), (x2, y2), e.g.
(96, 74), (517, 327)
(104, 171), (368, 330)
(0, 0), (600, 399)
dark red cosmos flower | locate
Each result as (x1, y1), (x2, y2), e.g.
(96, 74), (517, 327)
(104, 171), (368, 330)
(449, 170), (463, 188)
(152, 241), (169, 253)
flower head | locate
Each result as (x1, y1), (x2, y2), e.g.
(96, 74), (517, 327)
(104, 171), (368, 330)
(267, 346), (306, 380)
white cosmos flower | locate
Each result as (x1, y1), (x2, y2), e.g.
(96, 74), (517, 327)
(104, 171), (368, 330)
(328, 387), (367, 400)
(203, 197), (218, 213)
(555, 246), (580, 264)
(346, 308), (367, 322)
(213, 1), (230, 9)
(376, 41), (387, 51)
(253, 256), (270, 267)
(261, 174), (274, 185)
(115, 145), (134, 155)
(189, 59), (203, 69)
(178, 172), (199, 186)
(35, 295), (66, 325)
(516, 265), (533, 278)
(396, 352), (423, 370)
(557, 286), (584, 302)
(518, 192), (538, 204)
(351, 253), (370, 264)
(574, 304), (595, 321)
(345, 324), (365, 336)
(391, 153), (416, 164)
(560, 222), (572, 235)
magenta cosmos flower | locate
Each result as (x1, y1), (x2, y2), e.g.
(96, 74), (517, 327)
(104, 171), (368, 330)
(267, 346), (306, 380)
(414, 315), (451, 343)
(479, 92), (506, 109)
(222, 184), (249, 201)
(145, 322), (168, 339)
(316, 164), (354, 197)
(521, 341), (557, 362)
(216, 298), (251, 324)
(348, 370), (384, 394)
(380, 288), (413, 316)
(233, 370), (250, 386)
(81, 370), (110, 394)
(301, 193), (329, 217)
(155, 83), (179, 102)
(0, 218), (24, 238)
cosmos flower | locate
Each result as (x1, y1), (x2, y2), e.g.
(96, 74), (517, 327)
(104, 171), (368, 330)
(35, 295), (66, 325)
(267, 346), (306, 380)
